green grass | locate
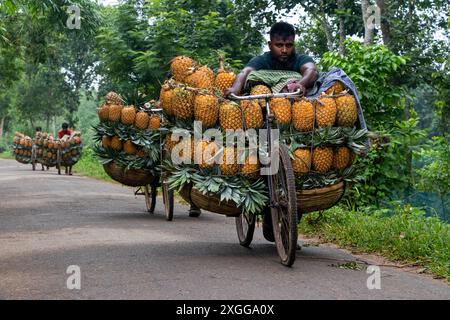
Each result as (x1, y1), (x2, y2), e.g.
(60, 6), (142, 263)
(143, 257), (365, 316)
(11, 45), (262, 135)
(72, 148), (113, 182)
(299, 205), (450, 281)
(0, 150), (14, 160)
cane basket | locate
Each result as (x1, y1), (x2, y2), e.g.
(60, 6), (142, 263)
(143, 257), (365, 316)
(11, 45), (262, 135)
(103, 161), (156, 187)
(297, 181), (346, 214)
(179, 184), (242, 217)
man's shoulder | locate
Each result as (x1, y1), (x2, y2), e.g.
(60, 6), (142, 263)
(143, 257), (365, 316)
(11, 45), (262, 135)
(295, 53), (315, 64)
(246, 52), (271, 69)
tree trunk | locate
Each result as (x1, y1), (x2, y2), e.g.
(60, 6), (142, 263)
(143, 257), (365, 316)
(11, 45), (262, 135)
(337, 0), (346, 55)
(314, 12), (334, 51)
(362, 0), (375, 45)
(376, 0), (391, 47)
(0, 117), (4, 139)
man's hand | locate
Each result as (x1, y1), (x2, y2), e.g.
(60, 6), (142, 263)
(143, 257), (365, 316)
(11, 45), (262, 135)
(224, 87), (240, 99)
(281, 80), (306, 95)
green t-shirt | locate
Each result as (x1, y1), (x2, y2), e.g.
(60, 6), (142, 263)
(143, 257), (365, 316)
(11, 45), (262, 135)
(246, 52), (315, 72)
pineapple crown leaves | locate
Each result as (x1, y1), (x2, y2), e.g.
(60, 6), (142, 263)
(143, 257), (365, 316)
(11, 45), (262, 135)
(167, 167), (202, 193)
(238, 178), (269, 215)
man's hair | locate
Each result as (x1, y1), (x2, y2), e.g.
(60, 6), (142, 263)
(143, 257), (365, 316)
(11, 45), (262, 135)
(35, 127), (42, 132)
(62, 123), (69, 130)
(270, 22), (296, 40)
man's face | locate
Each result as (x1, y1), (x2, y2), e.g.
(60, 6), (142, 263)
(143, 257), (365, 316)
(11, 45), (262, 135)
(269, 35), (295, 63)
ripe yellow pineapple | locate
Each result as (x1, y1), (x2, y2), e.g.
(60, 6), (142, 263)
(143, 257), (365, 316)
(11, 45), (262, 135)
(165, 134), (178, 154)
(292, 149), (311, 176)
(215, 56), (236, 94)
(137, 150), (147, 158)
(102, 136), (111, 149)
(251, 85), (272, 107)
(270, 98), (292, 125)
(335, 94), (358, 127)
(110, 136), (123, 151)
(195, 140), (219, 169)
(135, 111), (149, 130)
(241, 100), (264, 129)
(315, 96), (337, 128)
(170, 56), (196, 82)
(219, 101), (243, 130)
(160, 82), (175, 116)
(148, 115), (161, 130)
(121, 106), (136, 125)
(333, 146), (352, 170)
(186, 66), (215, 89)
(325, 81), (345, 95)
(220, 147), (240, 176)
(241, 155), (260, 178)
(194, 93), (219, 128)
(98, 104), (110, 122)
(123, 141), (138, 155)
(292, 99), (314, 132)
(108, 104), (123, 122)
(173, 87), (195, 120)
(312, 147), (334, 173)
(105, 92), (124, 106)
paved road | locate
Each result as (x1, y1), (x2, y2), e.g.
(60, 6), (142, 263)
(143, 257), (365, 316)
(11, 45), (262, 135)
(0, 159), (448, 300)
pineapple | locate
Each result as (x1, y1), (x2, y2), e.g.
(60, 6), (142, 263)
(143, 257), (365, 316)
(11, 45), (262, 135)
(220, 147), (240, 176)
(123, 141), (138, 155)
(160, 82), (175, 116)
(335, 95), (358, 127)
(98, 104), (110, 122)
(195, 140), (219, 169)
(292, 99), (314, 132)
(219, 101), (243, 130)
(111, 136), (123, 151)
(135, 111), (149, 130)
(186, 66), (215, 89)
(170, 56), (196, 82)
(172, 137), (194, 162)
(173, 87), (195, 120)
(108, 104), (123, 122)
(137, 150), (148, 158)
(251, 85), (272, 107)
(292, 148), (311, 176)
(325, 81), (345, 95)
(270, 98), (292, 125)
(121, 106), (136, 125)
(315, 95), (337, 128)
(102, 136), (111, 149)
(312, 147), (334, 173)
(333, 146), (351, 170)
(194, 93), (219, 129)
(215, 55), (236, 94)
(148, 115), (161, 130)
(241, 155), (260, 178)
(105, 91), (124, 106)
(165, 134), (178, 154)
(241, 100), (264, 129)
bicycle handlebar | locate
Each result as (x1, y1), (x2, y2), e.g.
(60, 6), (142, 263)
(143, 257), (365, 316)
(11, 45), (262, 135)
(228, 89), (303, 101)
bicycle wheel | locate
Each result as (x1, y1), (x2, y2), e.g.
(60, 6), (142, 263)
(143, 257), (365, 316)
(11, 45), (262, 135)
(144, 184), (157, 214)
(235, 212), (256, 247)
(162, 180), (174, 221)
(270, 144), (298, 267)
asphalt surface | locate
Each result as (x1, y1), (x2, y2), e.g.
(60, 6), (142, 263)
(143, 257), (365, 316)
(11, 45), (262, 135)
(0, 159), (448, 300)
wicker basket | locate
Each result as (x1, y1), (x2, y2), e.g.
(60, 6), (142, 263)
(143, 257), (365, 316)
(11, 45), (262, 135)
(179, 184), (242, 217)
(297, 181), (346, 214)
(103, 161), (156, 187)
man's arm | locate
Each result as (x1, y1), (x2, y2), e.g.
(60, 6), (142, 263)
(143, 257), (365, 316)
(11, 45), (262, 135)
(224, 66), (255, 97)
(298, 62), (318, 92)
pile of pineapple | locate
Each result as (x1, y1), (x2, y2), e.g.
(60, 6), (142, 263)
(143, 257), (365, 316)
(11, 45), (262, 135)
(34, 132), (60, 167)
(161, 55), (367, 213)
(94, 91), (161, 174)
(161, 55), (270, 215)
(12, 132), (33, 164)
(60, 132), (83, 166)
